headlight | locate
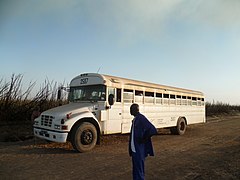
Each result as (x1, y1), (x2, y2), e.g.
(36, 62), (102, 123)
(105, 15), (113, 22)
(54, 125), (60, 130)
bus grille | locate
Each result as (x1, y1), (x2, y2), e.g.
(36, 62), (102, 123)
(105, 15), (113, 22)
(41, 115), (54, 127)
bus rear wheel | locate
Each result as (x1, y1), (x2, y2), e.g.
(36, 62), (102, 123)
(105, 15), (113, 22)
(71, 122), (97, 153)
(176, 117), (187, 135)
(170, 117), (187, 135)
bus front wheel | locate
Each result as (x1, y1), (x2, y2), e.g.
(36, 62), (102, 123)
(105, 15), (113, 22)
(71, 122), (97, 153)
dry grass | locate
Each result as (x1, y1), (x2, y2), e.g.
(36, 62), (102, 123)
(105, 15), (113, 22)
(0, 74), (67, 123)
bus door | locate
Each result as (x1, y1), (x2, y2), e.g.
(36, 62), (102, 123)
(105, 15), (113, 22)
(106, 88), (122, 133)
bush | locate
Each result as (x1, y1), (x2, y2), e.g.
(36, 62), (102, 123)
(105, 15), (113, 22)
(206, 101), (240, 116)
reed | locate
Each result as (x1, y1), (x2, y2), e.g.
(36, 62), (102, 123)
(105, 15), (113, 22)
(0, 74), (67, 123)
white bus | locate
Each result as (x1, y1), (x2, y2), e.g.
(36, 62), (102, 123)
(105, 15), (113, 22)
(33, 73), (205, 152)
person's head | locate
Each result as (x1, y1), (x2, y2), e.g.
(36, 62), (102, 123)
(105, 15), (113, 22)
(130, 103), (139, 117)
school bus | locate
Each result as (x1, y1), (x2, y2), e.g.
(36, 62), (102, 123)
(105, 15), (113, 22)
(33, 73), (205, 152)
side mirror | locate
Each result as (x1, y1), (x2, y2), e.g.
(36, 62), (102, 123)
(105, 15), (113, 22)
(108, 94), (115, 106)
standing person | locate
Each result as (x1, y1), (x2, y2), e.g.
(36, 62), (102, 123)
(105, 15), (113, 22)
(129, 103), (158, 180)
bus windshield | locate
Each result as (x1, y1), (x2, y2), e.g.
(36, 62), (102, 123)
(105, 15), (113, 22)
(68, 85), (106, 102)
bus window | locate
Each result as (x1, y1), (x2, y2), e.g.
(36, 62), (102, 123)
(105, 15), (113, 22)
(201, 98), (205, 106)
(135, 90), (143, 104)
(145, 91), (154, 104)
(187, 96), (192, 106)
(156, 93), (162, 104)
(176, 95), (181, 105)
(170, 94), (176, 105)
(123, 89), (133, 103)
(197, 98), (201, 106)
(182, 96), (187, 105)
(116, 88), (122, 102)
(163, 93), (169, 105)
(192, 97), (197, 106)
(108, 87), (115, 102)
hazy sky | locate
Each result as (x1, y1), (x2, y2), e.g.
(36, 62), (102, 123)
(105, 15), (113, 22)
(1, 0), (240, 104)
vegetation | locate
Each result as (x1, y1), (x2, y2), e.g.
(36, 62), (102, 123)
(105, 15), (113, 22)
(206, 102), (240, 116)
(0, 74), (67, 123)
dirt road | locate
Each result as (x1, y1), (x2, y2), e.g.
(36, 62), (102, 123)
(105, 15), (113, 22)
(0, 116), (239, 180)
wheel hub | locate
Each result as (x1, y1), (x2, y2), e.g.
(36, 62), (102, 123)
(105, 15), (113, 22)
(81, 130), (93, 145)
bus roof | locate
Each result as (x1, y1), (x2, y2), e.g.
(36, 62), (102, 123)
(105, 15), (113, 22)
(71, 73), (204, 96)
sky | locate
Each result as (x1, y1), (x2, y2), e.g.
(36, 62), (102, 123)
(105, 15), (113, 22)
(1, 0), (240, 104)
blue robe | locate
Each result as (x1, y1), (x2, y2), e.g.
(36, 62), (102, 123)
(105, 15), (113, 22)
(129, 113), (157, 180)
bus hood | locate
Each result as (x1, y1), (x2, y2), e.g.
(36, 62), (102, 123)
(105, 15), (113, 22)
(41, 103), (94, 119)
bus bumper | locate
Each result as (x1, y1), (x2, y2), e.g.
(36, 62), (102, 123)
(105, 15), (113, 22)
(33, 127), (68, 143)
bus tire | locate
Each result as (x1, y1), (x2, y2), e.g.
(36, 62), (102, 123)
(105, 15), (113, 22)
(176, 117), (187, 135)
(71, 122), (97, 153)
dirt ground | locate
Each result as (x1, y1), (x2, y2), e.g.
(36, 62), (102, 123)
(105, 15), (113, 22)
(0, 115), (239, 180)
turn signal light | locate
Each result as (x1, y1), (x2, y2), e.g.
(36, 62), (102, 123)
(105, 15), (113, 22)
(61, 125), (68, 130)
